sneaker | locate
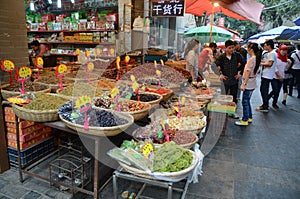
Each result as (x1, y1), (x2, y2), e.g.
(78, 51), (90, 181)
(235, 120), (248, 126)
(229, 113), (239, 119)
(248, 118), (253, 123)
(282, 100), (286, 105)
(255, 106), (269, 112)
(272, 104), (279, 109)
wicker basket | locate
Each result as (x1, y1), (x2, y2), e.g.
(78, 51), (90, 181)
(132, 129), (199, 149)
(147, 49), (168, 56)
(118, 150), (199, 182)
(134, 92), (163, 107)
(12, 103), (59, 122)
(59, 111), (134, 136)
(34, 80), (73, 93)
(1, 86), (51, 100)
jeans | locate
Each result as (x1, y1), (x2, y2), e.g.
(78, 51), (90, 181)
(224, 83), (238, 104)
(268, 79), (283, 105)
(260, 77), (272, 109)
(242, 89), (254, 121)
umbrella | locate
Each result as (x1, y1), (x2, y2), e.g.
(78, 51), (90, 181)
(247, 26), (294, 40)
(184, 25), (233, 43)
(293, 17), (300, 26)
(185, 0), (264, 25)
(276, 27), (300, 41)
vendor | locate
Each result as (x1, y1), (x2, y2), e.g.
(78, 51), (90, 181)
(30, 40), (49, 57)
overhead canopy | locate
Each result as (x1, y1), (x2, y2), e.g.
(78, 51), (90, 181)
(185, 0), (264, 25)
(247, 26), (296, 40)
(184, 25), (233, 43)
(293, 17), (300, 26)
(276, 27), (300, 41)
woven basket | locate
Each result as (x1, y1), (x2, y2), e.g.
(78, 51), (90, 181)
(132, 130), (198, 149)
(34, 80), (73, 93)
(12, 103), (59, 122)
(118, 150), (198, 182)
(1, 86), (51, 100)
(134, 92), (163, 107)
(147, 49), (168, 56)
(94, 100), (151, 122)
(146, 86), (174, 102)
(59, 111), (134, 137)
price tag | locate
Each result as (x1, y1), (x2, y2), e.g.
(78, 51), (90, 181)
(86, 62), (94, 72)
(35, 57), (44, 68)
(85, 50), (90, 57)
(116, 56), (121, 70)
(125, 55), (130, 63)
(154, 60), (157, 68)
(17, 66), (32, 80)
(156, 70), (161, 76)
(75, 49), (80, 55)
(1, 60), (15, 72)
(56, 64), (68, 75)
(110, 87), (120, 99)
(181, 96), (185, 104)
(160, 59), (164, 65)
(75, 95), (92, 111)
(174, 107), (179, 112)
(142, 142), (154, 160)
(130, 75), (136, 82)
(132, 82), (139, 91)
(7, 97), (30, 105)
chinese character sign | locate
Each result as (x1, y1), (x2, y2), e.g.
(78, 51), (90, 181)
(152, 0), (185, 17)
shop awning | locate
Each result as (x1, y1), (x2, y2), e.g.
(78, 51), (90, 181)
(185, 0), (264, 25)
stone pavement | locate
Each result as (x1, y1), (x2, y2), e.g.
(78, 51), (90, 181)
(0, 87), (300, 199)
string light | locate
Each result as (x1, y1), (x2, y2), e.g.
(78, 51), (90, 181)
(57, 0), (61, 8)
(48, 0), (52, 4)
(71, 0), (75, 3)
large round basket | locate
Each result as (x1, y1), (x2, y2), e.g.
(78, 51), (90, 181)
(147, 49), (168, 56)
(34, 80), (73, 93)
(94, 100), (151, 122)
(1, 86), (51, 100)
(12, 103), (59, 122)
(133, 92), (163, 107)
(59, 111), (134, 136)
(118, 150), (199, 182)
(132, 129), (198, 149)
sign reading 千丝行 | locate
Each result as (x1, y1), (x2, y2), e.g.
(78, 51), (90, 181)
(151, 0), (185, 17)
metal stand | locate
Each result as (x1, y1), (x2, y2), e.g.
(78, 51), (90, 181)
(113, 168), (191, 199)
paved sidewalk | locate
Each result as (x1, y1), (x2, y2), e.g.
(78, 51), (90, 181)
(0, 88), (300, 199)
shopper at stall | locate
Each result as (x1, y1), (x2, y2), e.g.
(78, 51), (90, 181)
(290, 44), (300, 98)
(216, 40), (243, 118)
(198, 42), (217, 74)
(256, 40), (277, 112)
(184, 38), (200, 84)
(235, 42), (261, 126)
(234, 41), (247, 101)
(268, 45), (291, 109)
(30, 40), (49, 57)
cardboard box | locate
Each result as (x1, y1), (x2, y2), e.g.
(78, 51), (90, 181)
(6, 123), (47, 135)
(207, 101), (236, 114)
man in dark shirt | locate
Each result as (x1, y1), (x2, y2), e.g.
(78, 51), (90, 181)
(215, 40), (243, 105)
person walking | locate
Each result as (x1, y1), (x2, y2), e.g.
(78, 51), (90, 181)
(235, 43), (261, 126)
(268, 45), (291, 109)
(234, 41), (247, 101)
(290, 44), (300, 98)
(216, 40), (243, 118)
(184, 39), (200, 84)
(256, 40), (277, 112)
(198, 42), (217, 74)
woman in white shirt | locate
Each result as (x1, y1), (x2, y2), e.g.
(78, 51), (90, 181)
(291, 44), (300, 98)
(235, 43), (261, 126)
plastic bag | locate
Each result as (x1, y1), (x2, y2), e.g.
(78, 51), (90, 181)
(189, 143), (204, 184)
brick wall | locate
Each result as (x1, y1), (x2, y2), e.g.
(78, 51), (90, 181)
(0, 0), (28, 84)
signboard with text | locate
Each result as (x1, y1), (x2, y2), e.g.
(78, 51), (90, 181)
(151, 0), (185, 17)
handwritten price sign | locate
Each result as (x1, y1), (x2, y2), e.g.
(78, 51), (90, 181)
(1, 60), (15, 72)
(35, 57), (44, 68)
(142, 142), (154, 160)
(86, 62), (94, 72)
(56, 64), (68, 75)
(17, 66), (32, 80)
(110, 87), (120, 99)
(76, 95), (92, 111)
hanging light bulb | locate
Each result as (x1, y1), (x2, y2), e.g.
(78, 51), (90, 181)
(71, 0), (75, 3)
(57, 0), (61, 8)
(48, 0), (52, 4)
(30, 1), (35, 11)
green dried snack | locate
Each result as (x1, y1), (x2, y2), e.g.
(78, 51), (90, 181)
(23, 93), (68, 110)
(59, 82), (102, 97)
